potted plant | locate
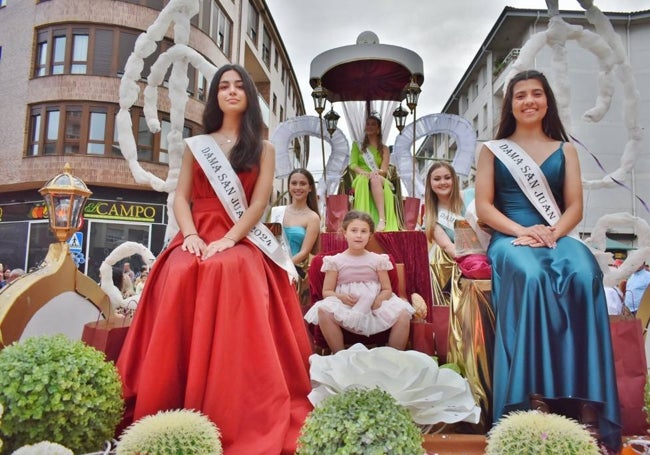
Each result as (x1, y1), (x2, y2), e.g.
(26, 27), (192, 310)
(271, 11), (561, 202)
(485, 410), (599, 454)
(116, 409), (222, 454)
(0, 334), (124, 454)
(296, 387), (423, 454)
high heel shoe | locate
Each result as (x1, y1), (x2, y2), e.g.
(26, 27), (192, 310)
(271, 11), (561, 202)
(529, 393), (550, 413)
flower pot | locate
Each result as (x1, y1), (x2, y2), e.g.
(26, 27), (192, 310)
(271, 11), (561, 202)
(423, 434), (487, 454)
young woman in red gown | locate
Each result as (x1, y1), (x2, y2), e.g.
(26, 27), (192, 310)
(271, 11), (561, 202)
(117, 64), (313, 454)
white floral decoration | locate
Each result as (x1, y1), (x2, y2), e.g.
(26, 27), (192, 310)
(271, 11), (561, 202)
(11, 441), (73, 455)
(308, 344), (481, 427)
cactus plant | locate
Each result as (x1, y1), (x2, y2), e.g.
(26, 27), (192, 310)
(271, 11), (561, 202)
(117, 409), (222, 455)
(485, 410), (600, 454)
(297, 387), (423, 455)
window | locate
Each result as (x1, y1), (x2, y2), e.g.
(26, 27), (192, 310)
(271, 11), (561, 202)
(28, 111), (42, 156)
(64, 106), (82, 154)
(45, 109), (61, 155)
(210, 2), (232, 57)
(262, 27), (271, 67)
(34, 25), (186, 83)
(272, 93), (277, 114)
(88, 110), (107, 154)
(71, 32), (89, 74)
(51, 33), (66, 74)
(247, 1), (259, 43)
(27, 102), (200, 162)
(279, 106), (284, 122)
(197, 72), (207, 101)
(274, 49), (279, 69)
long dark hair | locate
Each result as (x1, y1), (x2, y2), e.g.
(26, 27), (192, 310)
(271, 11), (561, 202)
(361, 114), (385, 154)
(424, 161), (463, 244)
(202, 64), (263, 171)
(288, 168), (319, 216)
(495, 70), (569, 142)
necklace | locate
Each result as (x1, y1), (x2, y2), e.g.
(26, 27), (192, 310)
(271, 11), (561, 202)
(217, 132), (237, 145)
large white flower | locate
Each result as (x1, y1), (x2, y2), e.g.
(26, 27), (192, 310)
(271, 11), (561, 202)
(11, 441), (73, 455)
(308, 344), (481, 426)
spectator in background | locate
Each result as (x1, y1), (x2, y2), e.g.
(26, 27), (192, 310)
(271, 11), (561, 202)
(8, 268), (25, 283)
(134, 269), (148, 294)
(123, 262), (136, 282)
(604, 261), (624, 315)
(0, 263), (6, 289)
(624, 262), (650, 315)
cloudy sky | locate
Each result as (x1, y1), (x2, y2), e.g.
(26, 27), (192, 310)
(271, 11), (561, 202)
(265, 0), (647, 120)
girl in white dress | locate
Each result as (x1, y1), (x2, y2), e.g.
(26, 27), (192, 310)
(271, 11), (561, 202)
(304, 210), (414, 352)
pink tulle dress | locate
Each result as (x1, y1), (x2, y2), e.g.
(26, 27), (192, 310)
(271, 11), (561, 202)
(303, 251), (414, 336)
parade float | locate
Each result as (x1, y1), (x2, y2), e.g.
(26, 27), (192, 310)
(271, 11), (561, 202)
(1, 0), (650, 453)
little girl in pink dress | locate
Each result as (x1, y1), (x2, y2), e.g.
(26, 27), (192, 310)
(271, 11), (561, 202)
(304, 210), (414, 352)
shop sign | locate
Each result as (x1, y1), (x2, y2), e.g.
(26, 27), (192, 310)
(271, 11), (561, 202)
(83, 201), (162, 223)
(0, 200), (163, 224)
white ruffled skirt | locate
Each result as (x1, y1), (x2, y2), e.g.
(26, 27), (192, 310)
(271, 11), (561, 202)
(304, 280), (414, 336)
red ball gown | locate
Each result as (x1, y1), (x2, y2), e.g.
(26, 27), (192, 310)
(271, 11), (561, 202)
(117, 161), (313, 454)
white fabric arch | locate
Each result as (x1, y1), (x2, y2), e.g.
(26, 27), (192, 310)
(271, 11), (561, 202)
(392, 114), (476, 198)
(270, 115), (349, 194)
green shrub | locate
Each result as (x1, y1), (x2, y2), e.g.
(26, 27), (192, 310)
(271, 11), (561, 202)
(117, 409), (222, 455)
(485, 410), (599, 454)
(297, 387), (423, 455)
(0, 334), (124, 454)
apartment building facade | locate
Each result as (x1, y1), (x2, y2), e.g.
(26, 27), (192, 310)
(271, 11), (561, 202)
(430, 7), (650, 238)
(0, 0), (305, 279)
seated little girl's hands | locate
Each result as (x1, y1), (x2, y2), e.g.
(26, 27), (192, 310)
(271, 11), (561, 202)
(340, 294), (358, 306)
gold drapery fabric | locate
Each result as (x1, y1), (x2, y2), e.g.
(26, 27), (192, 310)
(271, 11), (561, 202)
(447, 278), (495, 431)
(429, 245), (461, 307)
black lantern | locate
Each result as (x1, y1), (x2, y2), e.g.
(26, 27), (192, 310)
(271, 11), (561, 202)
(311, 82), (328, 115)
(405, 78), (421, 113)
(324, 108), (340, 137)
(392, 104), (409, 133)
(39, 163), (92, 243)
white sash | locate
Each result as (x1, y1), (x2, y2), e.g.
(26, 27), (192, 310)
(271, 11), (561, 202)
(269, 205), (291, 256)
(484, 139), (562, 226)
(185, 135), (298, 281)
(437, 208), (457, 233)
(359, 143), (394, 190)
(361, 144), (380, 173)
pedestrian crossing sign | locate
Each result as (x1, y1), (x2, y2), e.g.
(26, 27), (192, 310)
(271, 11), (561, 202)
(68, 232), (83, 252)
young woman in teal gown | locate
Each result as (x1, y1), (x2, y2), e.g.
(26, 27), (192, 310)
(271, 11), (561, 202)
(349, 113), (398, 232)
(475, 70), (621, 451)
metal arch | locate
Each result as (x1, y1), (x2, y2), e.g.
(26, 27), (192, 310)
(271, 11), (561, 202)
(392, 114), (477, 198)
(270, 116), (349, 186)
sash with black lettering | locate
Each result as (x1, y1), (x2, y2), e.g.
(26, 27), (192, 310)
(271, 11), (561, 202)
(185, 135), (298, 281)
(484, 139), (562, 226)
(359, 143), (394, 190)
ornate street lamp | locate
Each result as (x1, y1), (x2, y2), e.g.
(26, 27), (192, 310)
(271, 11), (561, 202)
(324, 107), (340, 137)
(311, 81), (329, 196)
(392, 103), (408, 133)
(39, 163), (92, 243)
(404, 78), (421, 197)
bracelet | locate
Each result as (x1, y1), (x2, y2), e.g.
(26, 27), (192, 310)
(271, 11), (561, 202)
(224, 235), (236, 243)
(183, 233), (198, 240)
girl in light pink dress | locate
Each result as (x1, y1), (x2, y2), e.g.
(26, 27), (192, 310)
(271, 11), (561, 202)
(304, 210), (414, 352)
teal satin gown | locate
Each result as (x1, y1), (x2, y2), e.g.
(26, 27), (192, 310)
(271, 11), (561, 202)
(488, 144), (621, 450)
(284, 226), (306, 257)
